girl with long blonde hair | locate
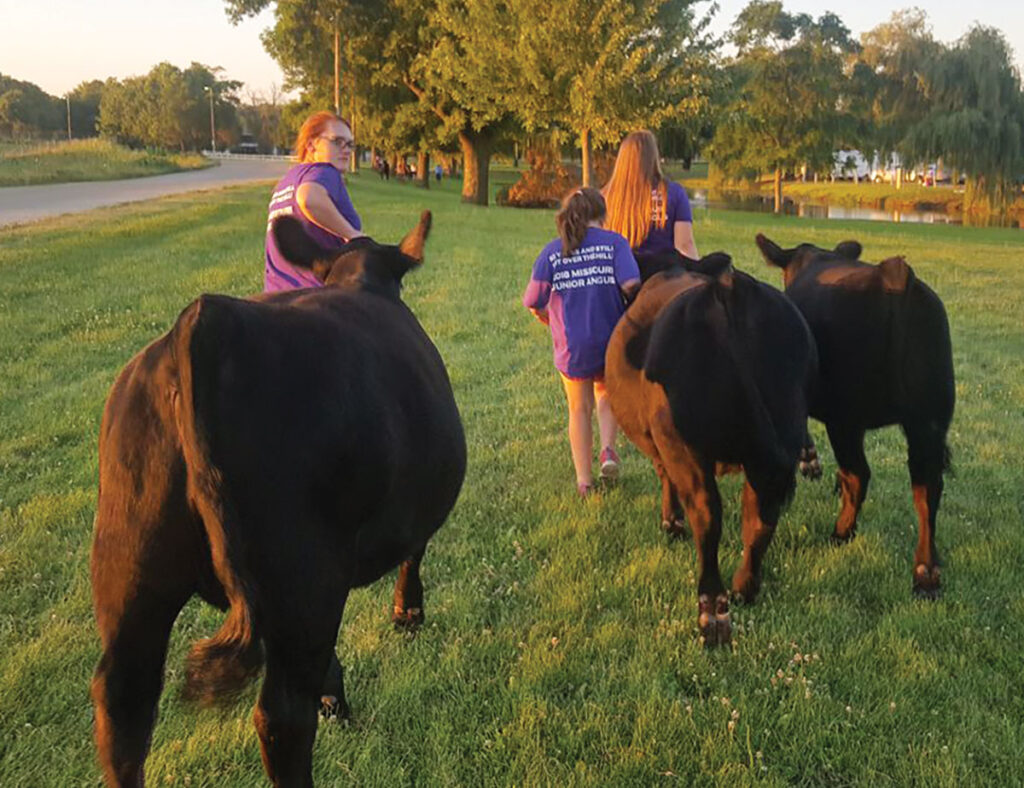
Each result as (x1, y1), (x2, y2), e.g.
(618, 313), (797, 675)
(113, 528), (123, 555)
(603, 130), (698, 258)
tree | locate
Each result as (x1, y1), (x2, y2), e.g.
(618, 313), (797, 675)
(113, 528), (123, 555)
(68, 80), (105, 138)
(513, 0), (717, 186)
(226, 0), (519, 205)
(855, 9), (944, 177)
(98, 63), (240, 150)
(902, 26), (1024, 210)
(0, 74), (62, 138)
(709, 1), (857, 211)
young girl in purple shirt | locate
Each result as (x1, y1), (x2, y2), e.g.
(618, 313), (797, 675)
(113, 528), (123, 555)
(523, 188), (641, 497)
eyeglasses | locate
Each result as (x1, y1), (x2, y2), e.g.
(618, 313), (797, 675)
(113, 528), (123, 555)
(320, 135), (355, 151)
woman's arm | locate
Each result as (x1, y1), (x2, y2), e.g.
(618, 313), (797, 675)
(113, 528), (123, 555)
(674, 221), (698, 259)
(296, 182), (365, 241)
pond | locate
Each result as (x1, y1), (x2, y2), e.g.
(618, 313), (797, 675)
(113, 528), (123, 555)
(687, 189), (1021, 229)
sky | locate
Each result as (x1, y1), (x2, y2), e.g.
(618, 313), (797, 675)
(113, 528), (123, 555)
(2, 0), (1023, 99)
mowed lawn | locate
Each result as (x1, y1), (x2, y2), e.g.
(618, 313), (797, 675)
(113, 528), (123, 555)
(1, 173), (1022, 786)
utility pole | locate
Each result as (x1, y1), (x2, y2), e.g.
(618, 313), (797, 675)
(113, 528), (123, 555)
(334, 21), (341, 116)
(204, 86), (216, 152)
(65, 95), (72, 141)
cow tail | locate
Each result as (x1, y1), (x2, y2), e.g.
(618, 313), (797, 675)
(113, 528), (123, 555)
(714, 281), (796, 510)
(171, 297), (264, 704)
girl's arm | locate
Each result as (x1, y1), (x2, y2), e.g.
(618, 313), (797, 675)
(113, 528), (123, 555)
(673, 220), (698, 259)
(296, 182), (365, 241)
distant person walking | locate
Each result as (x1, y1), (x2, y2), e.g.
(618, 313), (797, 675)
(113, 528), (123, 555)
(264, 111), (363, 292)
(603, 130), (697, 258)
(522, 187), (641, 498)
(434, 162), (443, 182)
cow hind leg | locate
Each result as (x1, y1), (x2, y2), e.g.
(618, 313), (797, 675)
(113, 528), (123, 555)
(652, 426), (729, 646)
(392, 547), (426, 631)
(657, 460), (688, 538)
(254, 637), (339, 788)
(732, 480), (779, 604)
(92, 589), (186, 787)
(826, 424), (870, 544)
(905, 422), (947, 599)
(319, 651), (350, 721)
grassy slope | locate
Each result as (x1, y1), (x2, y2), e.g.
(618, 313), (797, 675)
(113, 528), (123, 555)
(0, 138), (210, 187)
(1, 175), (1022, 786)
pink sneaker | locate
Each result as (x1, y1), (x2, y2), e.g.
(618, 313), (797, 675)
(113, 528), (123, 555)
(599, 447), (620, 481)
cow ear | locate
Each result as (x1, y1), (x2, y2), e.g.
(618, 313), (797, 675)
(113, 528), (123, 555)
(699, 252), (733, 279)
(399, 210), (432, 264)
(834, 240), (862, 260)
(272, 216), (334, 275)
(755, 234), (795, 268)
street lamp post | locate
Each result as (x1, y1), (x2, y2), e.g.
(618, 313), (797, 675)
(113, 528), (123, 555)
(204, 86), (216, 153)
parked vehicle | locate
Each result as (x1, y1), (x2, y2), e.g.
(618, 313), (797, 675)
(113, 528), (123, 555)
(232, 133), (260, 155)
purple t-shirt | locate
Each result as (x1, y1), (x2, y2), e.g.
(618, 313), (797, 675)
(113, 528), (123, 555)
(634, 180), (693, 255)
(264, 162), (362, 292)
(523, 227), (640, 379)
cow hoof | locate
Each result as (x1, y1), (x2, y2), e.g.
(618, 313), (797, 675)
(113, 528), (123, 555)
(698, 594), (731, 648)
(798, 451), (822, 480)
(829, 529), (856, 546)
(661, 519), (689, 539)
(912, 564), (941, 600)
(319, 694), (351, 722)
(392, 607), (424, 631)
(731, 570), (760, 604)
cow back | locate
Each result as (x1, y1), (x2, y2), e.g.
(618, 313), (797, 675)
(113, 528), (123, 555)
(786, 257), (952, 428)
(180, 288), (466, 588)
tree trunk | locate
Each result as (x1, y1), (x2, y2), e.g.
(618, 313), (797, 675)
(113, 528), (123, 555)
(417, 151), (429, 189)
(581, 128), (593, 188)
(458, 130), (492, 205)
(773, 168), (783, 214)
(895, 167), (902, 190)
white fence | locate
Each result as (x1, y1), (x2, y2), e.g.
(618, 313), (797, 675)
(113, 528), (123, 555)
(202, 150), (296, 162)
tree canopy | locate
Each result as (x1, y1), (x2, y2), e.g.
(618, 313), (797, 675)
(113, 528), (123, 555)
(710, 1), (858, 210)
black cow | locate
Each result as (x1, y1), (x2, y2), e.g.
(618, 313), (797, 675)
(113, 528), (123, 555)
(606, 251), (817, 646)
(755, 235), (954, 598)
(90, 212), (466, 787)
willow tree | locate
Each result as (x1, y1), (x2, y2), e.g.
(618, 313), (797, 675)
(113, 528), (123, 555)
(902, 26), (1024, 211)
(856, 8), (943, 162)
(513, 0), (716, 186)
(709, 1), (857, 211)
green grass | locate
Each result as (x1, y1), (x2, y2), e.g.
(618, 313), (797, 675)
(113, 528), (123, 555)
(0, 138), (211, 187)
(1, 173), (1023, 785)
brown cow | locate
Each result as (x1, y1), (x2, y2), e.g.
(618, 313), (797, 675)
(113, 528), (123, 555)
(756, 235), (954, 598)
(606, 252), (817, 646)
(91, 212), (466, 786)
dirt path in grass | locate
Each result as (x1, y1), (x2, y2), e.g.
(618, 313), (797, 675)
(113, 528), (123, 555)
(0, 158), (291, 228)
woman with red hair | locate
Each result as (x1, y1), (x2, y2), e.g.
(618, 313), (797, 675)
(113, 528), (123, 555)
(264, 111), (364, 292)
(603, 130), (698, 258)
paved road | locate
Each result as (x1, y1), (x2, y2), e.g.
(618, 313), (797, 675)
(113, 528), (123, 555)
(0, 158), (291, 228)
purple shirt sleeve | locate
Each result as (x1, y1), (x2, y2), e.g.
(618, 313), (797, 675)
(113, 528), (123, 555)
(613, 236), (641, 287)
(523, 245), (554, 310)
(301, 163), (362, 231)
(668, 181), (693, 224)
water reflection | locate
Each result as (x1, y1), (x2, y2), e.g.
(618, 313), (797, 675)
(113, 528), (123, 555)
(688, 189), (1020, 228)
